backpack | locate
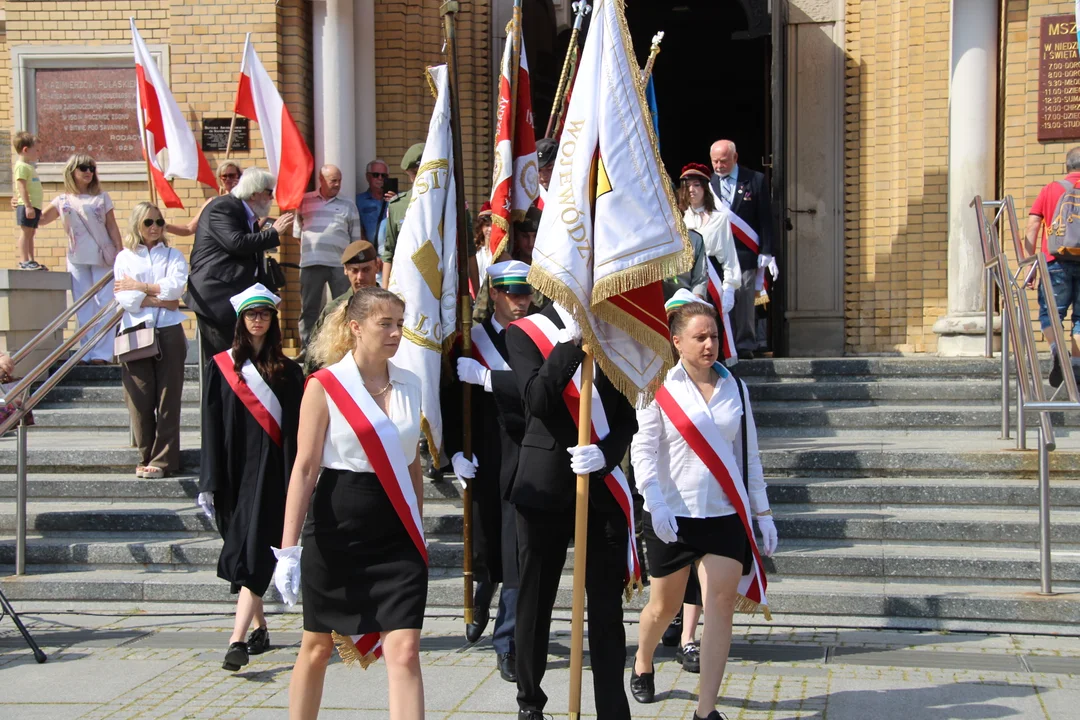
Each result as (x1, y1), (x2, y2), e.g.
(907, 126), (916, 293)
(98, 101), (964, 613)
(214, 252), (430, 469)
(1048, 180), (1080, 261)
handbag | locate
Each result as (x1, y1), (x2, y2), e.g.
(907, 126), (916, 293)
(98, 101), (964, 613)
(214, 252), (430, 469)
(262, 253), (287, 291)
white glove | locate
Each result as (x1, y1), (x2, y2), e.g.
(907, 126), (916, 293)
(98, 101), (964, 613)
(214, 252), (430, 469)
(272, 546), (303, 606)
(756, 515), (778, 557)
(758, 254), (779, 280)
(196, 491), (215, 523)
(642, 483), (679, 544)
(554, 303), (582, 344)
(451, 451), (478, 490)
(721, 286), (736, 314)
(456, 357), (491, 390)
(568, 444), (606, 475)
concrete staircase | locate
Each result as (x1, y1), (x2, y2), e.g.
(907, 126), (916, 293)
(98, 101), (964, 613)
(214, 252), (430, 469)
(4, 359), (1080, 632)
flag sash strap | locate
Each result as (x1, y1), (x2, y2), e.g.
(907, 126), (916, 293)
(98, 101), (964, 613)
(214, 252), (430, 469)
(510, 314), (642, 591)
(471, 324), (511, 372)
(654, 383), (770, 617)
(730, 212), (760, 254)
(313, 360), (429, 669)
(705, 259), (738, 366)
(213, 351), (283, 446)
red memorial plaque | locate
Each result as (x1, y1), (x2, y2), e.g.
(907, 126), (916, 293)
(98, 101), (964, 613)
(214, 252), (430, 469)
(34, 67), (142, 163)
(1039, 15), (1080, 142)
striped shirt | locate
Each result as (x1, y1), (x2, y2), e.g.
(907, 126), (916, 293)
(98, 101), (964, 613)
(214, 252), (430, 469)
(294, 192), (363, 268)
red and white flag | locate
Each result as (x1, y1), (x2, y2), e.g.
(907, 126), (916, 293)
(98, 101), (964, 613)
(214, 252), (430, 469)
(488, 17), (539, 260)
(233, 33), (314, 212)
(131, 19), (217, 209)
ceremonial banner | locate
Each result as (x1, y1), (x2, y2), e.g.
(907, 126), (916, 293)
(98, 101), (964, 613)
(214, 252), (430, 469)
(131, 19), (217, 208)
(233, 34), (314, 211)
(488, 18), (539, 260)
(529, 0), (692, 402)
(387, 65), (459, 459)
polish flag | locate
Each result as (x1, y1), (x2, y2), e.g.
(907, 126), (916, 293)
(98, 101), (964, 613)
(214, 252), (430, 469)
(131, 19), (217, 209)
(233, 34), (313, 212)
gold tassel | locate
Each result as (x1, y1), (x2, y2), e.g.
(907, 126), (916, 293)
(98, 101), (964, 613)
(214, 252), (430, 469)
(332, 631), (382, 669)
(732, 593), (773, 621)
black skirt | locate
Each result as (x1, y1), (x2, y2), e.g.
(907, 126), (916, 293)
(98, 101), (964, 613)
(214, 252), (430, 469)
(643, 512), (751, 578)
(301, 469), (428, 635)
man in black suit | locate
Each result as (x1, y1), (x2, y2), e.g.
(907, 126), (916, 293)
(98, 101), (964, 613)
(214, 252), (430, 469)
(446, 260), (534, 683)
(184, 167), (295, 360)
(709, 139), (778, 359)
(505, 301), (637, 720)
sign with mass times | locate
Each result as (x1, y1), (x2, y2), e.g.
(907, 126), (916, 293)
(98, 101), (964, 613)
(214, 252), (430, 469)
(1039, 15), (1080, 142)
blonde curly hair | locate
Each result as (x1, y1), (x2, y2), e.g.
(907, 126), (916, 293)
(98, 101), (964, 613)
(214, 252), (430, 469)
(308, 286), (406, 368)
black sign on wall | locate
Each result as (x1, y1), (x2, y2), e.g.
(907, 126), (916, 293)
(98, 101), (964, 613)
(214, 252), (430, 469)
(202, 117), (249, 152)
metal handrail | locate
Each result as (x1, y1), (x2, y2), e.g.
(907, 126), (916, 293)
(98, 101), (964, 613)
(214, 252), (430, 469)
(2, 283), (125, 576)
(972, 195), (1080, 595)
(9, 271), (114, 366)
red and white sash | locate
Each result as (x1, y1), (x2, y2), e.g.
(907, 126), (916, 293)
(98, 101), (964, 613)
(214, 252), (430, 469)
(511, 314), (642, 593)
(730, 212), (760, 255)
(705, 260), (738, 367)
(312, 356), (429, 668)
(654, 374), (770, 619)
(213, 350), (283, 446)
(471, 322), (511, 372)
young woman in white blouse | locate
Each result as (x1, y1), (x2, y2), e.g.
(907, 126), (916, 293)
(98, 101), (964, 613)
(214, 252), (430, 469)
(112, 202), (189, 478)
(37, 154), (124, 364)
(274, 286), (426, 720)
(678, 163), (741, 315)
(629, 291), (778, 720)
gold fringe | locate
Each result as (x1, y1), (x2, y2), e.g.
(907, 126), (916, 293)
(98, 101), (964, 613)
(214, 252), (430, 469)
(420, 414), (440, 469)
(733, 594), (773, 622)
(331, 631), (378, 669)
(424, 67), (439, 99)
(623, 575), (645, 602)
(526, 265), (673, 406)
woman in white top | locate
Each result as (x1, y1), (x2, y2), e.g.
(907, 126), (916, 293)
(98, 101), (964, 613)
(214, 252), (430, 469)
(629, 293), (778, 720)
(112, 203), (189, 478)
(275, 286), (426, 720)
(37, 155), (124, 364)
(474, 201), (495, 287)
(678, 163), (741, 314)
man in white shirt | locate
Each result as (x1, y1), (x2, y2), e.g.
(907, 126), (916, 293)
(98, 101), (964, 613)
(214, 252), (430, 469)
(293, 165), (363, 347)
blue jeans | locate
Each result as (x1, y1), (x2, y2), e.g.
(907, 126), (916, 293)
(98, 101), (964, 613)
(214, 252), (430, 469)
(492, 587), (517, 654)
(1041, 261), (1080, 336)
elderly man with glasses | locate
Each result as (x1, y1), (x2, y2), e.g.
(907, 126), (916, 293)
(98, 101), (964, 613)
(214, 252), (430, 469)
(355, 159), (396, 255)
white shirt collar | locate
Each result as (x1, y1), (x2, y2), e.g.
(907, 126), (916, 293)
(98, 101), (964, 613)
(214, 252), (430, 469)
(669, 360), (731, 385)
(490, 317), (505, 334)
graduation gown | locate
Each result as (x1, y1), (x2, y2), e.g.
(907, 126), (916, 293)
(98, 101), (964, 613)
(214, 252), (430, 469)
(198, 354), (304, 596)
(444, 317), (524, 587)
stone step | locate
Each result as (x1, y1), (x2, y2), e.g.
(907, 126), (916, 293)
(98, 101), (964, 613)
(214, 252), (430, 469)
(3, 567), (1078, 626)
(29, 407), (202, 429)
(765, 476), (1080, 507)
(733, 357), (1038, 380)
(751, 402), (1080, 429)
(39, 385), (202, 405)
(744, 379), (1004, 402)
(47, 365), (200, 385)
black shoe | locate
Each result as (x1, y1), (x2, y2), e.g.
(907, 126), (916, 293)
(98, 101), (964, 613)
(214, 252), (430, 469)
(246, 626), (270, 655)
(737, 349), (755, 361)
(497, 651), (517, 682)
(693, 712), (727, 720)
(1051, 354), (1064, 388)
(222, 641), (249, 671)
(517, 711), (550, 720)
(630, 666), (655, 703)
(465, 606), (490, 643)
(677, 640), (701, 673)
(661, 610), (682, 647)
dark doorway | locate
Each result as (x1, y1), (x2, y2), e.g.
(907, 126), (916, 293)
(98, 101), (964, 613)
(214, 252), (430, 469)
(625, 1), (771, 180)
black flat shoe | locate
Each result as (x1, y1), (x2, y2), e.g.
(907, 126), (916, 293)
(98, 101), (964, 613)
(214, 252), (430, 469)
(693, 712), (727, 720)
(630, 666), (655, 703)
(223, 641), (249, 671)
(497, 651), (517, 682)
(677, 640), (701, 673)
(517, 711), (550, 720)
(465, 606), (490, 643)
(246, 626), (270, 655)
(661, 610), (682, 647)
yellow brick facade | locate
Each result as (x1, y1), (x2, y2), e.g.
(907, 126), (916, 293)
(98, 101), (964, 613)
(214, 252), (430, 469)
(0, 0), (490, 350)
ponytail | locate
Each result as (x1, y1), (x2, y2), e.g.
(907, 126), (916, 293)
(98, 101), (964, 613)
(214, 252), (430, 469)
(309, 301), (353, 368)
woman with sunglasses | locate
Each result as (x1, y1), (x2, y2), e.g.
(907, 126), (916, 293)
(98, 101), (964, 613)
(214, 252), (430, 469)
(112, 203), (189, 479)
(166, 161), (244, 237)
(198, 283), (304, 673)
(37, 154), (124, 365)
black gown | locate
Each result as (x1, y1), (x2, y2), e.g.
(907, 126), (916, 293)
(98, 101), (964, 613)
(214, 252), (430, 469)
(198, 356), (304, 596)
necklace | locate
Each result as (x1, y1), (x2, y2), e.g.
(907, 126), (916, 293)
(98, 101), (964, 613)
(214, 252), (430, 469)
(362, 376), (392, 397)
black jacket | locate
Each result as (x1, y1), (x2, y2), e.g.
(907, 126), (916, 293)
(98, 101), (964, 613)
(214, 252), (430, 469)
(184, 195), (281, 328)
(711, 165), (774, 268)
(504, 303), (637, 514)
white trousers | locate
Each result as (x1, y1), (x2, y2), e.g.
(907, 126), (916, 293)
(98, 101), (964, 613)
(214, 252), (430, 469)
(68, 262), (116, 362)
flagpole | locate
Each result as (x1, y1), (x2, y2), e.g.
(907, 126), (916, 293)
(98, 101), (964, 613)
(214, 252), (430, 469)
(441, 0), (476, 628)
(505, 0), (523, 257)
(641, 30), (664, 83)
(546, 1), (590, 139)
(139, 110), (157, 205)
(227, 33), (251, 162)
(568, 345), (594, 720)
(225, 113), (239, 160)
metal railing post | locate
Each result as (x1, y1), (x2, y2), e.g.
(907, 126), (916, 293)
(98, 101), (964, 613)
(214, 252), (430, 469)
(1039, 423), (1054, 595)
(985, 268), (995, 359)
(1001, 295), (1010, 440)
(15, 416), (28, 576)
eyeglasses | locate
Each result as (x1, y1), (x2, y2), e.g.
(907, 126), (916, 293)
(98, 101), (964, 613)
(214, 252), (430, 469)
(369, 172), (389, 179)
(76, 164), (96, 173)
(244, 309), (274, 321)
(220, 172), (240, 181)
(142, 218), (166, 228)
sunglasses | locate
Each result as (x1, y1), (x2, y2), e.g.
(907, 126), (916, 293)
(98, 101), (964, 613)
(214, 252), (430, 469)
(143, 218), (166, 228)
(220, 172), (240, 181)
(76, 164), (96, 173)
(369, 172), (389, 179)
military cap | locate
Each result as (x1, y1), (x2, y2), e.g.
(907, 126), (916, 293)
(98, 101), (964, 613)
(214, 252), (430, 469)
(401, 143), (426, 171)
(341, 240), (377, 265)
(536, 138), (557, 169)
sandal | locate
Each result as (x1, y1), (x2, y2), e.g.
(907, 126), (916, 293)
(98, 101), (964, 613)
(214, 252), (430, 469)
(136, 465), (148, 478)
(141, 466), (164, 479)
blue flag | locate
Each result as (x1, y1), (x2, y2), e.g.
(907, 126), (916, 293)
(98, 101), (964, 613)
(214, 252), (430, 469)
(645, 75), (660, 148)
